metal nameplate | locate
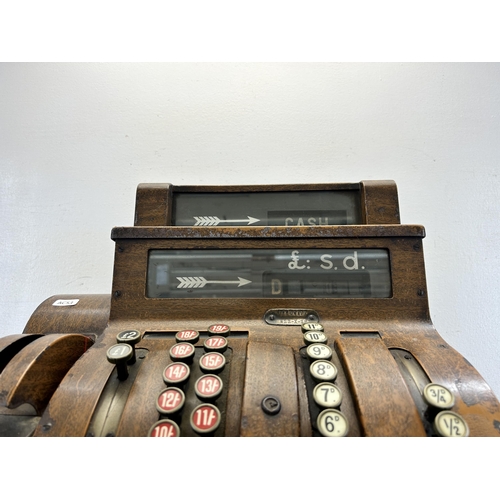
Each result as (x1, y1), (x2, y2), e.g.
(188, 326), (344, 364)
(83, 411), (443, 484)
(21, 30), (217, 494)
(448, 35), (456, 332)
(264, 309), (320, 326)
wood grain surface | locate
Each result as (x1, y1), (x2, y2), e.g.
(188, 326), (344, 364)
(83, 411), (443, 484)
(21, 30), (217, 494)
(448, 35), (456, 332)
(3, 181), (497, 437)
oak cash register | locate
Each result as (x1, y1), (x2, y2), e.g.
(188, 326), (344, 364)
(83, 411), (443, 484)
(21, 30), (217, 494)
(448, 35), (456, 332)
(1, 180), (499, 437)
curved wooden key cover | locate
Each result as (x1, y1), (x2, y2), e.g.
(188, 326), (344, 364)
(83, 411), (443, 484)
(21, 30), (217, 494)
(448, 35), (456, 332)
(0, 334), (93, 414)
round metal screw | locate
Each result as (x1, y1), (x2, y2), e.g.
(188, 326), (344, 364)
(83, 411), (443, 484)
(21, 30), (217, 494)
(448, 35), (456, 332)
(261, 396), (281, 415)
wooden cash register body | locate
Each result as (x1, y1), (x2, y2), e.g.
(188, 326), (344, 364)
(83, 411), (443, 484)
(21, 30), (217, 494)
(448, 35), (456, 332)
(1, 181), (499, 437)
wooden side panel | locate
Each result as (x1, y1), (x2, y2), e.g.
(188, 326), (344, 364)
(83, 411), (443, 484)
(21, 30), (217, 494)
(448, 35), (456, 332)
(402, 334), (500, 436)
(0, 334), (42, 374)
(335, 336), (426, 436)
(134, 183), (172, 226)
(361, 180), (400, 224)
(0, 334), (93, 414)
(240, 342), (300, 436)
(33, 334), (117, 437)
(23, 294), (110, 337)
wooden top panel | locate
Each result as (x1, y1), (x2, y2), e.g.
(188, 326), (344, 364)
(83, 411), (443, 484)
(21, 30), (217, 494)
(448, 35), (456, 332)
(170, 182), (360, 193)
(112, 224), (424, 240)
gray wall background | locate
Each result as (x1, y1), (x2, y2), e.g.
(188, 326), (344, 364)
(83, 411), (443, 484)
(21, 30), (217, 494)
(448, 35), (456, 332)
(1, 62), (499, 397)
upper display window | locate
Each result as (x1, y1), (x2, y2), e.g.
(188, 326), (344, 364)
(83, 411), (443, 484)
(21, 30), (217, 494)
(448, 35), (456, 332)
(172, 190), (362, 227)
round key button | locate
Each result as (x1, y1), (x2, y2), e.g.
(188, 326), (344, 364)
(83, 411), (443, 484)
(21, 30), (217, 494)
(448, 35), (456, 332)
(204, 335), (228, 353)
(116, 330), (142, 364)
(303, 331), (327, 345)
(190, 404), (221, 434)
(317, 409), (349, 437)
(175, 329), (200, 344)
(434, 411), (469, 437)
(302, 322), (324, 333)
(117, 329), (141, 343)
(313, 382), (343, 408)
(106, 344), (133, 380)
(107, 343), (133, 363)
(423, 383), (455, 410)
(163, 362), (190, 386)
(170, 342), (195, 362)
(306, 343), (333, 361)
(199, 352), (226, 373)
(148, 419), (180, 437)
(207, 324), (231, 337)
(195, 374), (223, 401)
(156, 387), (185, 415)
(310, 360), (338, 382)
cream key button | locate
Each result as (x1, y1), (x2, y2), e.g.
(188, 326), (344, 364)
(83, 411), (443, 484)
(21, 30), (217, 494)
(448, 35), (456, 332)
(310, 360), (338, 382)
(301, 322), (324, 333)
(306, 343), (333, 361)
(313, 382), (343, 408)
(423, 383), (455, 410)
(303, 331), (327, 345)
(317, 409), (349, 437)
(434, 411), (469, 437)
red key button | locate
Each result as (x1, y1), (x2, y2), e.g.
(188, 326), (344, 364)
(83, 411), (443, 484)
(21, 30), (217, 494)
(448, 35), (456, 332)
(170, 342), (195, 362)
(148, 419), (180, 437)
(195, 374), (223, 400)
(175, 329), (200, 344)
(207, 324), (231, 337)
(163, 362), (190, 385)
(156, 387), (185, 415)
(190, 404), (221, 434)
(204, 335), (228, 353)
(199, 352), (226, 373)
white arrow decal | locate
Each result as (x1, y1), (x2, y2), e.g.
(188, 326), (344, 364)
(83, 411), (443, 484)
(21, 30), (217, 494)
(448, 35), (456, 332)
(177, 277), (252, 289)
(193, 216), (260, 226)
(176, 277), (207, 289)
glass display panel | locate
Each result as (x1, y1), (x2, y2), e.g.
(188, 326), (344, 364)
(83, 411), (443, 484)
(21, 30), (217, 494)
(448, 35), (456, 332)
(172, 191), (361, 226)
(147, 249), (391, 299)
